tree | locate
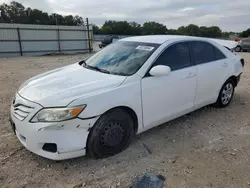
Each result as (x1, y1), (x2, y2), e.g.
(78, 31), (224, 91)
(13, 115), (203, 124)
(64, 15), (75, 26)
(167, 29), (179, 35)
(74, 15), (84, 26)
(0, 1), (84, 26)
(28, 9), (49, 24)
(92, 24), (101, 34)
(208, 26), (222, 38)
(142, 22), (167, 35)
(101, 20), (132, 35)
(240, 29), (250, 38)
(177, 24), (201, 36)
(0, 1), (26, 23)
(129, 22), (141, 35)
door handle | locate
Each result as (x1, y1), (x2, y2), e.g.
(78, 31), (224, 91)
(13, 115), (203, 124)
(186, 72), (196, 78)
(222, 62), (228, 67)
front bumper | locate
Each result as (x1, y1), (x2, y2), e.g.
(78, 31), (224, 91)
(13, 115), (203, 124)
(10, 94), (98, 160)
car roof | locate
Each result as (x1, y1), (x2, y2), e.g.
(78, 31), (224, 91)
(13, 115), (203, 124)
(120, 35), (204, 44)
(120, 35), (238, 49)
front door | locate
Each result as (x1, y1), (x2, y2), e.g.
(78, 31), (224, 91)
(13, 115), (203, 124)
(141, 42), (197, 129)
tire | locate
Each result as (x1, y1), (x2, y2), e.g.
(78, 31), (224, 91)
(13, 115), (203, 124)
(87, 109), (135, 159)
(235, 46), (241, 52)
(214, 79), (235, 108)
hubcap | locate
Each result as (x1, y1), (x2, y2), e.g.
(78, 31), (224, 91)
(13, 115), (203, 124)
(100, 122), (124, 147)
(221, 83), (233, 105)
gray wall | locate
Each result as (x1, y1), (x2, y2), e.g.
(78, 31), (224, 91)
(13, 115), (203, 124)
(0, 23), (93, 57)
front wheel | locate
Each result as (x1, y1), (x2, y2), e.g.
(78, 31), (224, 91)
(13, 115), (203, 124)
(87, 109), (134, 159)
(214, 79), (235, 108)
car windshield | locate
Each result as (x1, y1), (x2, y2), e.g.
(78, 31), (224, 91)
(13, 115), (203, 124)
(84, 41), (160, 76)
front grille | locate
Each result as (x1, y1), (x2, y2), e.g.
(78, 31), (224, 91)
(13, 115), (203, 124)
(13, 103), (34, 121)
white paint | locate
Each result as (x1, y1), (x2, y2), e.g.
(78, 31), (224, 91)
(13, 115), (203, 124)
(149, 65), (171, 76)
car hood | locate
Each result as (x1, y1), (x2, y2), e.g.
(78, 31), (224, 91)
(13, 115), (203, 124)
(18, 63), (126, 107)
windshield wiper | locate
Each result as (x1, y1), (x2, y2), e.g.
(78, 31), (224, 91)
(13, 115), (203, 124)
(88, 66), (111, 74)
(80, 60), (111, 74)
(82, 63), (110, 74)
(79, 60), (87, 67)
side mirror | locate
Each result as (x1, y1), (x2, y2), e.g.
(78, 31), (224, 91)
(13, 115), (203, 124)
(149, 65), (171, 77)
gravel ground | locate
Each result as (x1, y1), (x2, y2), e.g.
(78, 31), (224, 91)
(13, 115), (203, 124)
(0, 49), (250, 188)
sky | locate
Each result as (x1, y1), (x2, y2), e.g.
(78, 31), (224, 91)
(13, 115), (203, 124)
(2, 0), (250, 32)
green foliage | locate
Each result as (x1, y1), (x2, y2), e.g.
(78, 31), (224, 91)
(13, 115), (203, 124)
(239, 28), (250, 38)
(0, 1), (84, 25)
(94, 21), (226, 38)
(142, 22), (167, 35)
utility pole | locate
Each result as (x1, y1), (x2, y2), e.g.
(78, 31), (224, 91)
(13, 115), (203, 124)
(54, 14), (58, 25)
(86, 18), (92, 53)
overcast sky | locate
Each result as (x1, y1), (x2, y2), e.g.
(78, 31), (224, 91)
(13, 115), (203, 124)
(3, 0), (250, 31)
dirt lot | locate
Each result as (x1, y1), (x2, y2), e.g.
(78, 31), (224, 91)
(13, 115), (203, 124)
(0, 51), (250, 188)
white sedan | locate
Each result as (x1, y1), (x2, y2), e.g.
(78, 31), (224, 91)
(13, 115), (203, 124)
(10, 35), (244, 160)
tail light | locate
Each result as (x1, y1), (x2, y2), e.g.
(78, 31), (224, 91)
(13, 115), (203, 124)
(241, 58), (245, 67)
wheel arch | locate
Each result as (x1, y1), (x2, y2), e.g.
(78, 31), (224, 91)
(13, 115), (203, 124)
(100, 106), (139, 134)
(86, 105), (139, 158)
(227, 75), (238, 87)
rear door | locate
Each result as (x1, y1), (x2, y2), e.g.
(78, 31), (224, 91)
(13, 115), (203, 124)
(190, 41), (230, 108)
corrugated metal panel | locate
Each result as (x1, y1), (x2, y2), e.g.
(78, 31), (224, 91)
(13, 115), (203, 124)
(20, 29), (57, 40)
(0, 23), (92, 57)
(22, 41), (58, 51)
(23, 51), (57, 56)
(0, 53), (20, 57)
(0, 23), (87, 30)
(60, 30), (87, 40)
(60, 41), (88, 50)
(0, 28), (19, 40)
(0, 41), (20, 52)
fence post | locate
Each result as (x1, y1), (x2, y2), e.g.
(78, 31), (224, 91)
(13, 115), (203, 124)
(57, 28), (61, 52)
(17, 27), (23, 56)
(86, 18), (92, 53)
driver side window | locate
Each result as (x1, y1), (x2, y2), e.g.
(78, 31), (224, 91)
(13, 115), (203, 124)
(154, 42), (191, 71)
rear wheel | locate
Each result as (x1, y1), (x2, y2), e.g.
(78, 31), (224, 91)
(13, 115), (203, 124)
(214, 79), (235, 108)
(87, 109), (134, 158)
(235, 46), (241, 52)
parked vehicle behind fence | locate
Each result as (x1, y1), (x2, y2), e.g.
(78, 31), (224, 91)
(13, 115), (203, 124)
(10, 35), (244, 160)
(99, 35), (119, 48)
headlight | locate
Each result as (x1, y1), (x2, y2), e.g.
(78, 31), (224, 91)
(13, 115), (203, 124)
(31, 105), (86, 122)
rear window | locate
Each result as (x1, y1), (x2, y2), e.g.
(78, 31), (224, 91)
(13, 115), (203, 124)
(191, 41), (216, 64)
(214, 47), (226, 60)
